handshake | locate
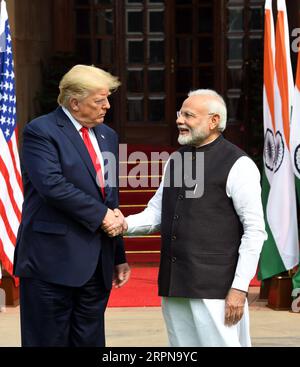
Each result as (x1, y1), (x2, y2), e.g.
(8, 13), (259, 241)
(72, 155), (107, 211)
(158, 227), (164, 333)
(101, 208), (128, 237)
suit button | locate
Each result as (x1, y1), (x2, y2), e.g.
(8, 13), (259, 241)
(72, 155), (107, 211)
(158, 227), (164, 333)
(171, 257), (177, 263)
(172, 235), (177, 240)
(178, 194), (184, 200)
(174, 215), (179, 220)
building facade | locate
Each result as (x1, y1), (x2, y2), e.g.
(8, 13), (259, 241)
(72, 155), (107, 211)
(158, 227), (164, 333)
(6, 0), (300, 158)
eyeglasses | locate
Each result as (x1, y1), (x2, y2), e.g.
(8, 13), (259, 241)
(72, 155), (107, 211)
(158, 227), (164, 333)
(176, 110), (216, 120)
(176, 111), (196, 120)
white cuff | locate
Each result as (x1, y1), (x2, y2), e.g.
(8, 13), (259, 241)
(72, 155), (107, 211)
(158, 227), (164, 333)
(231, 276), (250, 293)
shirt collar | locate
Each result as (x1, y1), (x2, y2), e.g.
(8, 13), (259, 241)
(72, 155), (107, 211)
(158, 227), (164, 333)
(62, 106), (85, 132)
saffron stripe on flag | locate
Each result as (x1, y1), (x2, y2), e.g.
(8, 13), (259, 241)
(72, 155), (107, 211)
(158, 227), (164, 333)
(290, 0), (300, 291)
(271, 0), (298, 270)
(290, 8), (300, 202)
(259, 0), (299, 280)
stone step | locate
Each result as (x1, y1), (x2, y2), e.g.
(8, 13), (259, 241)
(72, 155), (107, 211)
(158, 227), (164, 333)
(120, 190), (156, 205)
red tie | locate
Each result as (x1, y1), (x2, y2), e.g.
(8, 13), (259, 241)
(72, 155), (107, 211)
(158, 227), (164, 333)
(80, 127), (105, 198)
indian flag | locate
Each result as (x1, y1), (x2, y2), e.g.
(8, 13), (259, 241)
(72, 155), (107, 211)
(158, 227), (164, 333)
(290, 14), (300, 290)
(259, 0), (299, 280)
(290, 22), (300, 203)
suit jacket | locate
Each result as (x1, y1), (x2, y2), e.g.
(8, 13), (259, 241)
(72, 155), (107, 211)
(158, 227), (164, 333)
(13, 107), (126, 289)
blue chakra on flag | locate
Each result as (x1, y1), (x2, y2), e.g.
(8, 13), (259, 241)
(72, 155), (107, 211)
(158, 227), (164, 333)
(294, 145), (300, 176)
(274, 131), (284, 173)
(263, 129), (275, 171)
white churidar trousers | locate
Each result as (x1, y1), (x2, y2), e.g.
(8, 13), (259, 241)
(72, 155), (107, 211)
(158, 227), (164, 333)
(162, 297), (251, 347)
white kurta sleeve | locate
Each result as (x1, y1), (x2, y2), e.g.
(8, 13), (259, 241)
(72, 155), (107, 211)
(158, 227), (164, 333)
(226, 156), (267, 292)
(125, 181), (163, 235)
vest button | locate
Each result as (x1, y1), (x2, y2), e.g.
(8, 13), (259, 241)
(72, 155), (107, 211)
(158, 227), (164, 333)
(174, 215), (179, 220)
(172, 235), (177, 240)
(178, 194), (184, 200)
(171, 257), (177, 263)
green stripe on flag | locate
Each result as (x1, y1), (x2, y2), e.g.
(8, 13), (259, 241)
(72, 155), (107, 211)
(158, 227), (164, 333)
(258, 172), (286, 280)
(293, 266), (300, 290)
(295, 177), (300, 205)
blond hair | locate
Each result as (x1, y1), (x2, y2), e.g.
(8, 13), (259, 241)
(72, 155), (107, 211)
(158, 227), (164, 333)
(57, 65), (121, 107)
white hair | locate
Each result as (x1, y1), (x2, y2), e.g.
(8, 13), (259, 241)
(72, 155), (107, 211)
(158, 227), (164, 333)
(188, 89), (227, 132)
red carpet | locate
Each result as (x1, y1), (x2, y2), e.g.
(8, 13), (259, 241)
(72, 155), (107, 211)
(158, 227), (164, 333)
(108, 267), (160, 307)
(107, 267), (260, 307)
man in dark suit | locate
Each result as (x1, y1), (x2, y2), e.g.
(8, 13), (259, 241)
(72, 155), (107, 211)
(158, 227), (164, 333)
(13, 65), (130, 347)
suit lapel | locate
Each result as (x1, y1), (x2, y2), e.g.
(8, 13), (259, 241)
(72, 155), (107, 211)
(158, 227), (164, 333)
(93, 125), (113, 201)
(93, 125), (110, 158)
(55, 108), (99, 189)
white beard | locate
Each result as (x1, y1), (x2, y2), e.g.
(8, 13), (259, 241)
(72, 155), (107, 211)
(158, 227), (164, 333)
(178, 134), (193, 145)
(177, 127), (209, 146)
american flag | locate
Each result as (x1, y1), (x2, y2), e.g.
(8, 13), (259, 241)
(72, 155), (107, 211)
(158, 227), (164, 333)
(0, 0), (23, 283)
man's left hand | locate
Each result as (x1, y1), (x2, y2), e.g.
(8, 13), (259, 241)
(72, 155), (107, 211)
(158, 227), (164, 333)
(224, 288), (247, 326)
(112, 262), (131, 288)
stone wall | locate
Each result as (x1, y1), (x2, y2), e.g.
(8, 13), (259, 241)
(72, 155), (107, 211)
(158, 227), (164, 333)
(6, 0), (53, 144)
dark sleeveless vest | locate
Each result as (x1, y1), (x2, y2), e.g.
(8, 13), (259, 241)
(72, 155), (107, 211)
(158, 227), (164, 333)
(159, 135), (247, 299)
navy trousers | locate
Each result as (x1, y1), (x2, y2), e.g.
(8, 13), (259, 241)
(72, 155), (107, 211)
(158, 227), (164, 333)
(19, 268), (110, 347)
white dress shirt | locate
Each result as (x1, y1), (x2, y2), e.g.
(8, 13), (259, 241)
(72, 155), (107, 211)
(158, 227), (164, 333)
(62, 107), (105, 180)
(126, 155), (267, 293)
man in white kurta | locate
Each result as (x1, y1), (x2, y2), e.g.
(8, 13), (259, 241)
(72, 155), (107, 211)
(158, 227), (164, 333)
(125, 154), (266, 346)
(111, 89), (266, 347)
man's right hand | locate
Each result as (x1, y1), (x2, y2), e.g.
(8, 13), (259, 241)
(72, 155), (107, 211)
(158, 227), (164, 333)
(224, 288), (247, 326)
(101, 208), (127, 237)
(114, 209), (128, 233)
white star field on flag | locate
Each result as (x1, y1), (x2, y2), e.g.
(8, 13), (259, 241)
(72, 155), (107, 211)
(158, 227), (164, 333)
(0, 21), (16, 142)
(0, 0), (23, 282)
